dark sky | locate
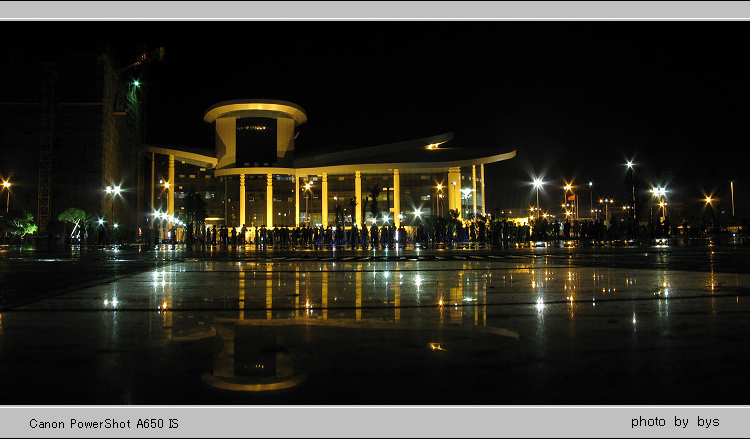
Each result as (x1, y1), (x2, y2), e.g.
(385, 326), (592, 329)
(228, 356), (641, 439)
(7, 20), (750, 217)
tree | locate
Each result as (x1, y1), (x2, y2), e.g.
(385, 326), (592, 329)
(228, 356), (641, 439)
(184, 188), (207, 229)
(58, 207), (92, 243)
(348, 196), (357, 225)
(368, 184), (382, 221)
(1, 209), (38, 242)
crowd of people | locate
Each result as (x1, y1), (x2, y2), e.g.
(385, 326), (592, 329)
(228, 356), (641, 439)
(138, 212), (750, 250)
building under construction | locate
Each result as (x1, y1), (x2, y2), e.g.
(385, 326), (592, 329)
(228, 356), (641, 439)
(0, 45), (161, 240)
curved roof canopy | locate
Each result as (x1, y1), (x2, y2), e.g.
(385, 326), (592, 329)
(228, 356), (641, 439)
(293, 132), (516, 174)
(203, 99), (308, 126)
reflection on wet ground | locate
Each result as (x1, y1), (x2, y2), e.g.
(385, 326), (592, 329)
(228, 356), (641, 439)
(1, 245), (750, 404)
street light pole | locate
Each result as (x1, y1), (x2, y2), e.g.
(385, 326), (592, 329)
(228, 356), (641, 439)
(533, 179), (543, 220)
(2, 181), (10, 213)
(436, 184), (442, 218)
(105, 185), (121, 244)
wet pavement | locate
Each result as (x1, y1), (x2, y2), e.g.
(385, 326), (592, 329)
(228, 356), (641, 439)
(1, 243), (750, 405)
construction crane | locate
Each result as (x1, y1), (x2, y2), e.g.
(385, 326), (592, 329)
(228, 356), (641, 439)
(119, 47), (164, 234)
(119, 47), (165, 74)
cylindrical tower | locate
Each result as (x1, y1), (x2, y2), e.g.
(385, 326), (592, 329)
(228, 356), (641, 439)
(203, 99), (307, 170)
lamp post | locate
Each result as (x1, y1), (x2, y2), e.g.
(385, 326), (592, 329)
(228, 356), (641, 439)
(600, 198), (613, 225)
(705, 196), (716, 229)
(460, 188), (475, 218)
(563, 183), (575, 220)
(304, 182), (312, 226)
(588, 182), (594, 220)
(2, 180), (10, 213)
(533, 179), (544, 220)
(729, 180), (736, 223)
(625, 161), (637, 236)
(105, 185), (121, 244)
(436, 184), (443, 218)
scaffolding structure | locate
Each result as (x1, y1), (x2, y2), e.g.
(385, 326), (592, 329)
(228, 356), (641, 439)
(37, 62), (56, 234)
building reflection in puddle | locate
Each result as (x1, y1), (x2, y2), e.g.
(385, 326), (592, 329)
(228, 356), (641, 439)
(185, 260), (750, 393)
(200, 261), (519, 392)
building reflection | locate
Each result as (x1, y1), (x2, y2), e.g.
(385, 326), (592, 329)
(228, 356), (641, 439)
(199, 261), (518, 392)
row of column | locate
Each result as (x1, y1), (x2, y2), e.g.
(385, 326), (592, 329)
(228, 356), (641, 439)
(152, 155), (486, 229)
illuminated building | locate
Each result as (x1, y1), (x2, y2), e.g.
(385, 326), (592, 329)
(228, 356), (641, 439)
(145, 99), (516, 229)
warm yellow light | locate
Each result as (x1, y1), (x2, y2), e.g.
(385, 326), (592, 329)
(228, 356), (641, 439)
(436, 184), (442, 190)
(705, 197), (712, 204)
(164, 182), (170, 189)
(564, 184), (572, 191)
(2, 181), (10, 188)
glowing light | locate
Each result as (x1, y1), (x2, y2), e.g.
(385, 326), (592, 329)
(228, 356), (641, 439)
(536, 297), (545, 311)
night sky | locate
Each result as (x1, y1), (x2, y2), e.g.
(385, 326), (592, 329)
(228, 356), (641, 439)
(6, 20), (750, 218)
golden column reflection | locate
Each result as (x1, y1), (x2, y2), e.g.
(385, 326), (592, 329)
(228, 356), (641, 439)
(160, 273), (174, 338)
(295, 268), (300, 318)
(450, 272), (463, 322)
(239, 270), (245, 320)
(322, 265), (328, 320)
(474, 275), (480, 326)
(394, 274), (401, 322)
(266, 274), (273, 320)
(356, 270), (362, 321)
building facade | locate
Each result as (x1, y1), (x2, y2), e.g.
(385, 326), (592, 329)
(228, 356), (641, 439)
(145, 99), (516, 235)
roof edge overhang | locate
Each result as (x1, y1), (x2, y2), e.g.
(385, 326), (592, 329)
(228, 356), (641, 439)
(203, 99), (308, 126)
(143, 144), (218, 168)
(294, 132), (454, 168)
(296, 149), (516, 175)
(212, 150), (516, 177)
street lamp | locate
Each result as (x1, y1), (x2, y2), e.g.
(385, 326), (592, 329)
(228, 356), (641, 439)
(600, 198), (614, 224)
(2, 180), (10, 213)
(436, 184), (444, 218)
(304, 182), (312, 226)
(533, 179), (544, 219)
(105, 185), (121, 244)
(460, 188), (474, 218)
(563, 183), (575, 219)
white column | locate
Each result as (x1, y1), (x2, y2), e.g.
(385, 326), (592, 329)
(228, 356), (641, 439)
(266, 174), (273, 228)
(472, 165), (477, 217)
(168, 155), (175, 229)
(321, 173), (328, 228)
(239, 174), (245, 227)
(481, 163), (486, 215)
(448, 166), (461, 219)
(295, 171), (300, 227)
(355, 170), (362, 226)
(393, 169), (400, 227)
(150, 152), (155, 214)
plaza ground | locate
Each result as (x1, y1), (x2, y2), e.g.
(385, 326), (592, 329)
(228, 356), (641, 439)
(0, 243), (749, 405)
